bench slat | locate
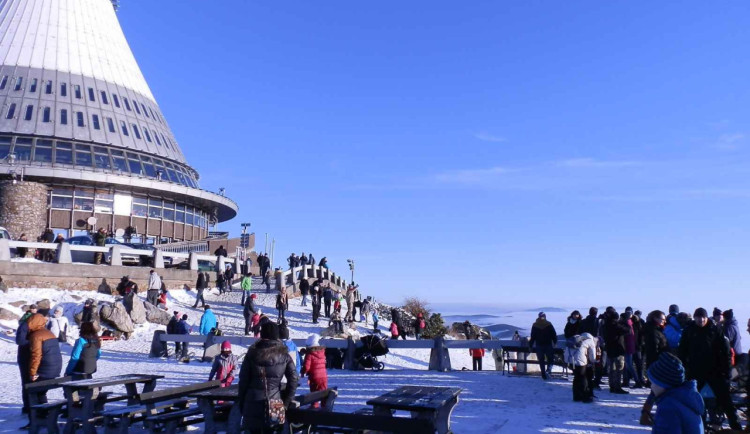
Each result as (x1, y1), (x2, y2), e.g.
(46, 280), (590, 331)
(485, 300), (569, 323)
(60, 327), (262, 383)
(138, 381), (220, 404)
(294, 387), (338, 407)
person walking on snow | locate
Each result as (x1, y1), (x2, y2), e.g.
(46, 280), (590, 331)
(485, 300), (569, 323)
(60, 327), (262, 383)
(241, 273), (253, 306)
(299, 278), (310, 307)
(566, 332), (597, 403)
(276, 290), (288, 322)
(301, 334), (328, 408)
(147, 269), (161, 306)
(323, 286), (333, 317)
(414, 313), (426, 340)
(470, 347), (485, 370)
(280, 324), (301, 374)
(193, 271), (206, 308)
(529, 312), (558, 380)
(209, 341), (238, 387)
(243, 294), (258, 335)
(199, 305), (217, 336)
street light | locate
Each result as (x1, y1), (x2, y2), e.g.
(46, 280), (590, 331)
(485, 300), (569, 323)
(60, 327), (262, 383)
(346, 259), (355, 285)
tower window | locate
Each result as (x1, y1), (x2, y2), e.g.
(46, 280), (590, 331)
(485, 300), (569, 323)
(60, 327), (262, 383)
(132, 124), (141, 139)
(23, 105), (33, 121)
(0, 76), (7, 90)
(141, 103), (149, 118)
(133, 102), (141, 115)
(92, 114), (100, 130)
(88, 87), (95, 102)
(112, 94), (120, 108)
(44, 80), (53, 94)
(42, 107), (51, 123)
(60, 109), (68, 125)
(120, 121), (129, 136)
(106, 117), (115, 132)
(100, 91), (109, 104)
(5, 103), (16, 119)
(29, 78), (38, 93)
(144, 129), (152, 142)
(13, 77), (23, 91)
(76, 111), (85, 127)
(60, 82), (67, 97)
(153, 130), (162, 146)
(123, 98), (131, 111)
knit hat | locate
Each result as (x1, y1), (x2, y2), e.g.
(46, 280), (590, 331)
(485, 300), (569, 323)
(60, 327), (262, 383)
(278, 323), (290, 340)
(723, 309), (734, 321)
(260, 322), (280, 340)
(669, 304), (679, 315)
(251, 294), (257, 299)
(648, 352), (686, 389)
(693, 307), (708, 318)
(713, 307), (722, 318)
(306, 334), (321, 347)
(589, 307), (598, 316)
(221, 340), (232, 351)
(538, 312), (546, 318)
(625, 306), (633, 314)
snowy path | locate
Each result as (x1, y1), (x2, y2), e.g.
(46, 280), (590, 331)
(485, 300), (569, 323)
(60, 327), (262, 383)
(0, 286), (655, 433)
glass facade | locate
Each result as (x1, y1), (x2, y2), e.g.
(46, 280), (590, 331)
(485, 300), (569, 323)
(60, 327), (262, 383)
(0, 135), (200, 187)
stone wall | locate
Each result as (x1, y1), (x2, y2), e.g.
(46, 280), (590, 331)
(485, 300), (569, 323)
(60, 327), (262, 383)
(0, 180), (48, 239)
(0, 261), (201, 291)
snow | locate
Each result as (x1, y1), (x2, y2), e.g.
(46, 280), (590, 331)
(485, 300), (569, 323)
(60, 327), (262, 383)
(0, 286), (665, 432)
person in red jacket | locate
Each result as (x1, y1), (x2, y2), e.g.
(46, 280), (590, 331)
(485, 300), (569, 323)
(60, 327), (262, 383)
(209, 341), (238, 387)
(301, 335), (328, 408)
(470, 347), (485, 371)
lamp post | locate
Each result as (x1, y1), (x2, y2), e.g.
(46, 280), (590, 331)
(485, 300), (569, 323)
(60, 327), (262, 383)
(240, 222), (251, 274)
(347, 259), (355, 285)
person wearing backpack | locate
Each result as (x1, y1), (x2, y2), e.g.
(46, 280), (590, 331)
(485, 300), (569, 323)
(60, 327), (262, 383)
(664, 304), (684, 350)
(372, 311), (379, 332)
(389, 320), (399, 340)
(413, 313), (426, 340)
(567, 332), (597, 403)
(46, 306), (69, 344)
(65, 322), (101, 379)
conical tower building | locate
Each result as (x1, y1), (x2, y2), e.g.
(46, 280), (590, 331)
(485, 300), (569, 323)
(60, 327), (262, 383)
(0, 0), (237, 242)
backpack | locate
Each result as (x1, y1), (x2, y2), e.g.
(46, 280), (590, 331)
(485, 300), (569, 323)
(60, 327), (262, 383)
(419, 319), (426, 330)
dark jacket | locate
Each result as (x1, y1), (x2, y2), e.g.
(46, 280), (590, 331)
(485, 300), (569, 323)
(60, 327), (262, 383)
(16, 319), (30, 366)
(238, 339), (298, 429)
(603, 314), (630, 357)
(176, 319), (190, 335)
(678, 322), (732, 380)
(722, 317), (742, 356)
(65, 337), (101, 375)
(166, 316), (179, 334)
(299, 279), (310, 296)
(529, 318), (557, 348)
(81, 306), (94, 323)
(93, 231), (106, 247)
(653, 380), (705, 434)
(27, 314), (63, 379)
(214, 247), (227, 257)
(578, 314), (599, 336)
(632, 316), (645, 351)
(243, 298), (256, 318)
(196, 273), (205, 290)
(643, 322), (669, 367)
(564, 320), (580, 339)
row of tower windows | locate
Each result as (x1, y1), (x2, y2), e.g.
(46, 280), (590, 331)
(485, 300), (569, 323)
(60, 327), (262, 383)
(4, 103), (176, 150)
(0, 75), (164, 124)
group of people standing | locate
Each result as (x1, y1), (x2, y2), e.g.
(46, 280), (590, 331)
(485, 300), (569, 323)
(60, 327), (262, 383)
(287, 252), (328, 270)
(538, 304), (746, 432)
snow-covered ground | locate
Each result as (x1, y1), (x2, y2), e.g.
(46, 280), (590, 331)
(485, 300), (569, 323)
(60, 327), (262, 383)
(0, 286), (673, 432)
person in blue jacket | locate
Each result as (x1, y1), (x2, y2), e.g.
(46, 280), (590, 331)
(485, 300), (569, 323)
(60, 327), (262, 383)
(279, 323), (302, 374)
(199, 305), (217, 335)
(664, 306), (687, 350)
(65, 322), (101, 379)
(648, 352), (704, 434)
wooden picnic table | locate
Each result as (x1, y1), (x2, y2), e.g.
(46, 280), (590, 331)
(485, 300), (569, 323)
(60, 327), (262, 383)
(189, 384), (242, 434)
(61, 374), (163, 434)
(366, 385), (462, 434)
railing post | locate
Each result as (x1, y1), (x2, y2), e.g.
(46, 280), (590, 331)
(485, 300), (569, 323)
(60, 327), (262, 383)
(429, 336), (452, 372)
(0, 238), (10, 261)
(188, 252), (198, 271)
(149, 330), (168, 357)
(153, 249), (165, 269)
(110, 245), (122, 266)
(56, 242), (71, 264)
(344, 337), (358, 370)
(234, 256), (241, 274)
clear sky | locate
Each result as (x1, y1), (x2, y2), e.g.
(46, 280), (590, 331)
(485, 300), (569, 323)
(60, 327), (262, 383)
(119, 1), (750, 313)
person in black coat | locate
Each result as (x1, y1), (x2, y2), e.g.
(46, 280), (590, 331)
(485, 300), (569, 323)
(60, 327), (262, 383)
(193, 272), (206, 308)
(564, 310), (582, 339)
(578, 307), (599, 336)
(299, 279), (310, 307)
(640, 309), (669, 425)
(16, 316), (31, 415)
(678, 308), (741, 430)
(214, 245), (227, 257)
(167, 311), (181, 356)
(243, 295), (257, 335)
(176, 315), (190, 360)
(238, 322), (298, 432)
(529, 312), (558, 380)
(602, 307), (630, 394)
(323, 286), (333, 318)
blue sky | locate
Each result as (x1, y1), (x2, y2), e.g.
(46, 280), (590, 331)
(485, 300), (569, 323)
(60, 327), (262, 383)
(120, 1), (750, 313)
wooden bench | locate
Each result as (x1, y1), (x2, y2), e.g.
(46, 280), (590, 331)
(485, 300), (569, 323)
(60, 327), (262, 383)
(25, 376), (72, 434)
(102, 380), (220, 434)
(287, 409), (436, 434)
(502, 345), (569, 377)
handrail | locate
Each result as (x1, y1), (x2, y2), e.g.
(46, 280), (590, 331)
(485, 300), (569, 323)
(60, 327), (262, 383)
(279, 263), (347, 291)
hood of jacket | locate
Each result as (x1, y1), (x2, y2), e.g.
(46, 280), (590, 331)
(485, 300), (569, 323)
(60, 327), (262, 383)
(657, 380), (704, 416)
(27, 313), (47, 332)
(534, 318), (552, 329)
(249, 339), (289, 363)
(580, 332), (594, 341)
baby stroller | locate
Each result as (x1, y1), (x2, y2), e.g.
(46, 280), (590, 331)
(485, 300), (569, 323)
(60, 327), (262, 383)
(356, 334), (388, 371)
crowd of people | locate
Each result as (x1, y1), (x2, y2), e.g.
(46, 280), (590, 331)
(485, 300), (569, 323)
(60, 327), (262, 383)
(528, 305), (748, 431)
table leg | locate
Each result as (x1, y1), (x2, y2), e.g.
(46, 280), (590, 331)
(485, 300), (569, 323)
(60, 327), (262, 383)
(433, 397), (459, 434)
(142, 379), (158, 394)
(197, 398), (217, 434)
(227, 402), (242, 434)
(371, 405), (394, 417)
(65, 389), (97, 434)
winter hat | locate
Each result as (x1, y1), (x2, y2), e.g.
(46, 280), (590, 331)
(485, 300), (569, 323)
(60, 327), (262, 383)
(278, 323), (290, 340)
(538, 312), (546, 319)
(625, 306), (633, 315)
(589, 307), (598, 316)
(669, 304), (679, 315)
(723, 309), (734, 321)
(634, 310), (642, 317)
(54, 306), (64, 314)
(571, 310), (581, 318)
(417, 312), (423, 318)
(221, 340), (232, 351)
(648, 352), (686, 389)
(85, 299), (94, 306)
(182, 314), (188, 320)
(173, 311), (180, 316)
(713, 307), (722, 318)
(693, 307), (708, 318)
(306, 334), (321, 347)
(204, 305), (211, 310)
(260, 322), (280, 340)
(251, 294), (257, 299)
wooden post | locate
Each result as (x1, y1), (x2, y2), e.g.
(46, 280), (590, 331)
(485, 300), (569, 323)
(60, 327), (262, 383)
(429, 336), (452, 372)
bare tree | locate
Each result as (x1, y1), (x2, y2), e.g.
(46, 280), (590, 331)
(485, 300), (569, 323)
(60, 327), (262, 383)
(403, 297), (430, 318)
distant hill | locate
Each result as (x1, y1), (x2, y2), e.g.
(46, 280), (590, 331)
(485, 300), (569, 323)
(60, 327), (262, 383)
(524, 307), (568, 313)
